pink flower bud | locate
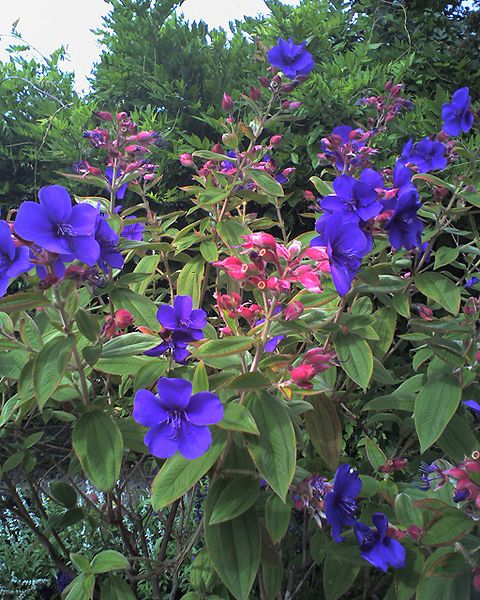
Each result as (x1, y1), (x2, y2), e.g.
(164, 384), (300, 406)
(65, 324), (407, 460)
(115, 309), (134, 329)
(285, 301), (304, 321)
(221, 93), (235, 112)
(475, 351), (480, 362)
(282, 167), (296, 177)
(474, 568), (480, 592)
(243, 232), (277, 250)
(288, 101), (302, 110)
(219, 326), (233, 336)
(303, 190), (315, 201)
(290, 364), (316, 388)
(125, 145), (149, 154)
(179, 153), (194, 167)
(94, 111), (113, 122)
(417, 304), (433, 321)
(270, 135), (283, 147)
(258, 76), (270, 88)
(116, 112), (128, 122)
(249, 86), (262, 100)
(391, 84), (402, 97)
(384, 80), (393, 91)
(407, 525), (422, 541)
(211, 142), (222, 154)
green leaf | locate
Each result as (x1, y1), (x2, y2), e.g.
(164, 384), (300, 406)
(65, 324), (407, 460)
(365, 437), (387, 470)
(216, 219), (252, 252)
(192, 360), (209, 393)
(189, 549), (217, 591)
(205, 481), (261, 600)
(209, 476), (259, 524)
(415, 273), (461, 315)
(392, 293), (411, 318)
(333, 333), (373, 389)
(244, 393), (296, 500)
(90, 550), (130, 574)
(433, 247), (460, 270)
(130, 254), (160, 295)
(100, 333), (161, 358)
(265, 494), (291, 543)
(414, 375), (461, 452)
(110, 288), (159, 331)
(193, 150), (237, 162)
(151, 429), (227, 510)
(412, 173), (455, 191)
(72, 411), (123, 491)
(223, 371), (270, 391)
(19, 311), (43, 350)
(200, 240), (219, 262)
(64, 573), (95, 600)
(371, 307), (397, 357)
(100, 575), (136, 600)
(177, 256), (205, 307)
(421, 507), (473, 546)
(395, 493), (423, 529)
(309, 176), (333, 196)
(50, 481), (78, 508)
(438, 414), (479, 462)
(70, 552), (90, 573)
(95, 356), (159, 376)
(304, 395), (341, 470)
(323, 551), (360, 600)
(192, 336), (254, 358)
(218, 403), (259, 435)
(248, 169), (284, 196)
(75, 309), (100, 342)
(0, 291), (51, 313)
(33, 335), (73, 409)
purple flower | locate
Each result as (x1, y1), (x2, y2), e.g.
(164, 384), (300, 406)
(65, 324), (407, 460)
(442, 87), (473, 137)
(463, 399), (480, 413)
(95, 215), (124, 273)
(311, 213), (370, 296)
(325, 464), (362, 542)
(321, 171), (383, 222)
(267, 37), (314, 79)
(14, 185), (100, 266)
(403, 138), (447, 173)
(121, 219), (145, 241)
(156, 295), (207, 341)
(221, 150), (237, 172)
(465, 276), (480, 288)
(0, 221), (31, 296)
(264, 335), (285, 352)
(133, 377), (224, 459)
(323, 126), (369, 172)
(384, 188), (423, 250)
(144, 330), (192, 364)
(354, 513), (406, 572)
(105, 166), (128, 200)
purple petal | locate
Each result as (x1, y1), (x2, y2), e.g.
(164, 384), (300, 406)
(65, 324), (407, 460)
(70, 203), (98, 236)
(156, 377), (192, 410)
(463, 399), (480, 413)
(177, 423), (212, 460)
(144, 422), (178, 458)
(186, 392), (224, 425)
(189, 308), (207, 329)
(14, 202), (58, 249)
(156, 304), (178, 329)
(371, 512), (388, 539)
(174, 295), (193, 319)
(383, 537), (406, 569)
(133, 389), (169, 427)
(38, 185), (72, 223)
(70, 236), (100, 266)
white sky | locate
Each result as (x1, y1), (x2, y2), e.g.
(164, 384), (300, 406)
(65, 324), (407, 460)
(0, 0), (300, 93)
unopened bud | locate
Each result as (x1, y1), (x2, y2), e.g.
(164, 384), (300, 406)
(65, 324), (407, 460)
(221, 93), (235, 112)
(258, 76), (271, 88)
(285, 301), (304, 321)
(115, 309), (134, 329)
(249, 86), (262, 100)
(270, 134), (283, 147)
(94, 110), (113, 122)
(179, 153), (194, 167)
(417, 304), (433, 321)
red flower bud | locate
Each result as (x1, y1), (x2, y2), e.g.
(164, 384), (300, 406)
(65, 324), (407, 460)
(179, 153), (194, 167)
(249, 86), (262, 100)
(407, 525), (422, 541)
(303, 190), (315, 201)
(258, 76), (271, 88)
(221, 93), (235, 112)
(115, 309), (134, 329)
(94, 111), (113, 122)
(290, 364), (316, 388)
(270, 135), (283, 147)
(284, 301), (304, 321)
(417, 304), (433, 321)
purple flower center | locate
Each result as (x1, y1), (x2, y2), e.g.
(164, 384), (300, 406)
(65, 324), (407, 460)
(179, 317), (192, 327)
(166, 409), (188, 439)
(57, 223), (76, 237)
(339, 496), (358, 518)
(360, 529), (377, 549)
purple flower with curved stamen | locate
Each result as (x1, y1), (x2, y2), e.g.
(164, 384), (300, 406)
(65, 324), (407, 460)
(121, 219), (145, 241)
(133, 377), (224, 459)
(105, 166), (128, 200)
(0, 221), (31, 296)
(14, 185), (100, 266)
(384, 188), (423, 250)
(321, 171), (383, 223)
(311, 213), (369, 296)
(463, 399), (480, 413)
(442, 87), (473, 137)
(95, 215), (124, 273)
(403, 138), (447, 173)
(325, 464), (362, 542)
(144, 330), (192, 364)
(354, 513), (406, 572)
(267, 37), (314, 79)
(156, 295), (207, 340)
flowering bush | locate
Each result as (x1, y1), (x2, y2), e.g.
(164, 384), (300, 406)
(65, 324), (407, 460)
(0, 34), (480, 600)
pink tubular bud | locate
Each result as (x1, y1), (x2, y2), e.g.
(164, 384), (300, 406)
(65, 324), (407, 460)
(384, 80), (393, 91)
(116, 112), (128, 122)
(115, 309), (134, 329)
(219, 326), (233, 336)
(407, 525), (422, 541)
(211, 142), (222, 154)
(288, 101), (302, 110)
(94, 110), (113, 122)
(258, 76), (271, 88)
(303, 190), (315, 201)
(249, 86), (262, 101)
(475, 351), (480, 362)
(270, 135), (283, 147)
(243, 232), (277, 250)
(391, 84), (402, 97)
(285, 301), (304, 321)
(179, 153), (194, 167)
(221, 93), (235, 112)
(290, 364), (316, 388)
(417, 304), (433, 321)
(125, 145), (149, 154)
